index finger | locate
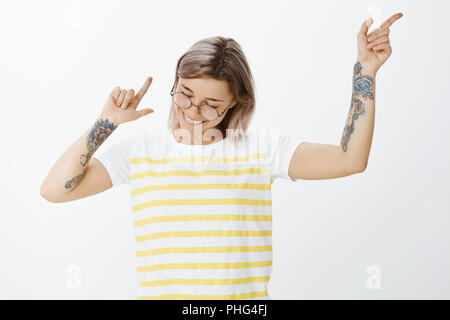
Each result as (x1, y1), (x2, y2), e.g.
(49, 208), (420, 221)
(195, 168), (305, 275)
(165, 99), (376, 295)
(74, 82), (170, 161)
(135, 76), (153, 102)
(380, 12), (403, 29)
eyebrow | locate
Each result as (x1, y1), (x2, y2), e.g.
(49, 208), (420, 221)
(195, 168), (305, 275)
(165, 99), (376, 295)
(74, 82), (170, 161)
(180, 84), (225, 102)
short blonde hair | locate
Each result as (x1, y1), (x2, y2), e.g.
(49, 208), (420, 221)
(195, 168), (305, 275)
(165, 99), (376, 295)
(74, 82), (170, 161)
(167, 36), (255, 142)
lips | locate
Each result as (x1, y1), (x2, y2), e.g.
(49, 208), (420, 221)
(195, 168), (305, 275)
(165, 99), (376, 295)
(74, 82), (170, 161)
(181, 110), (205, 124)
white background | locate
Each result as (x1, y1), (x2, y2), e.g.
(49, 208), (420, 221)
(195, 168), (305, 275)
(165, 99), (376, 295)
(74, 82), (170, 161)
(0, 0), (449, 299)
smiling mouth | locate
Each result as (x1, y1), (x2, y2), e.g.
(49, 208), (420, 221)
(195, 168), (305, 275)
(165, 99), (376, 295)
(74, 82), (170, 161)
(181, 110), (206, 125)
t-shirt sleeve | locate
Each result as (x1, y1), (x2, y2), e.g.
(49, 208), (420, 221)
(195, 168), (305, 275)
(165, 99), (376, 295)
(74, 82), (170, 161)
(269, 128), (304, 182)
(92, 130), (140, 187)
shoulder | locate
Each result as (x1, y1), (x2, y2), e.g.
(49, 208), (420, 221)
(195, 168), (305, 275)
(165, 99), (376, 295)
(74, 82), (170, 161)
(244, 127), (286, 136)
(109, 128), (168, 151)
(142, 128), (169, 141)
(230, 128), (286, 156)
(241, 127), (286, 145)
(135, 128), (172, 148)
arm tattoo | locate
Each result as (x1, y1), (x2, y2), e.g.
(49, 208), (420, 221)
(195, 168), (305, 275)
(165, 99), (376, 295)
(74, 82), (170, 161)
(65, 118), (118, 189)
(340, 61), (374, 152)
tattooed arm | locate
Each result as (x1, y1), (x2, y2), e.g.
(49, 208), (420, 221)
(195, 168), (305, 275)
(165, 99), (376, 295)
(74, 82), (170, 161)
(40, 115), (119, 202)
(286, 61), (375, 181)
(339, 12), (402, 167)
(285, 13), (401, 181)
(64, 117), (118, 190)
(40, 77), (154, 202)
(340, 61), (376, 169)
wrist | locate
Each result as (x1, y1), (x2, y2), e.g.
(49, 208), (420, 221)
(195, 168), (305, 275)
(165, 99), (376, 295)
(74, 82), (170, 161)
(355, 58), (378, 76)
(98, 113), (121, 127)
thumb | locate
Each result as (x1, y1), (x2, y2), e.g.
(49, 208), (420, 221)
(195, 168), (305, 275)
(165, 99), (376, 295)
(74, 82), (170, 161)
(137, 108), (154, 117)
(359, 17), (373, 38)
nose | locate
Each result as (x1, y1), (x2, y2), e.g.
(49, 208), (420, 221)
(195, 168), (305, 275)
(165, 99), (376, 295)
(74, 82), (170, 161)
(183, 105), (203, 120)
(188, 103), (200, 112)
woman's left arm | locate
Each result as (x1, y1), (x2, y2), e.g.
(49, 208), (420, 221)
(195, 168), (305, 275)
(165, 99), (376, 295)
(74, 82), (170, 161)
(288, 12), (403, 180)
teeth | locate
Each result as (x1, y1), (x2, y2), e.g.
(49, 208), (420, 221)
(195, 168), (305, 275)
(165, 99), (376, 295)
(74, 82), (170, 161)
(183, 112), (203, 124)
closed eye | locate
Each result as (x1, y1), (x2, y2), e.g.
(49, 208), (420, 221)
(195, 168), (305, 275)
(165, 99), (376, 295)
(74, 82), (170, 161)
(184, 92), (219, 108)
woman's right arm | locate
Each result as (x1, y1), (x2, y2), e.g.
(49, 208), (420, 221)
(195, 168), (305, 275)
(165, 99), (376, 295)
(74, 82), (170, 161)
(40, 77), (154, 203)
(40, 115), (119, 203)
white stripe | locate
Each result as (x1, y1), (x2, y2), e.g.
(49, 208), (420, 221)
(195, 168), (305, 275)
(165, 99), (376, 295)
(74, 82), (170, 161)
(133, 236), (272, 251)
(136, 266), (273, 280)
(133, 220), (272, 237)
(137, 282), (270, 297)
(134, 251), (273, 265)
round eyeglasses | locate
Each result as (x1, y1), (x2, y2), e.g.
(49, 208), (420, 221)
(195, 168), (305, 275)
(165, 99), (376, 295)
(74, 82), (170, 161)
(170, 84), (233, 121)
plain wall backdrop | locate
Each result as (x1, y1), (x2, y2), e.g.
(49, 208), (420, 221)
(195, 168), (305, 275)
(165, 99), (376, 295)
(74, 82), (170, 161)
(0, 0), (449, 299)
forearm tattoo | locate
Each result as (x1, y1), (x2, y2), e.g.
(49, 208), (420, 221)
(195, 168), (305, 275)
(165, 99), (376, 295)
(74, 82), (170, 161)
(340, 61), (374, 152)
(65, 118), (118, 189)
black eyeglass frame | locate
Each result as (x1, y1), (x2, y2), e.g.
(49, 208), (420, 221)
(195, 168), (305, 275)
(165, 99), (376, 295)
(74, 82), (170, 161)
(170, 84), (234, 121)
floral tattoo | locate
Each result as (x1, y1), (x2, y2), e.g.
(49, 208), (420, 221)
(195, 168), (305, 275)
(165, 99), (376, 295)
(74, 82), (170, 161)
(340, 61), (374, 152)
(65, 119), (118, 189)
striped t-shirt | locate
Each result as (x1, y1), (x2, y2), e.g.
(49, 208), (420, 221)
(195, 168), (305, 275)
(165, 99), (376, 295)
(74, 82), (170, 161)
(93, 127), (302, 300)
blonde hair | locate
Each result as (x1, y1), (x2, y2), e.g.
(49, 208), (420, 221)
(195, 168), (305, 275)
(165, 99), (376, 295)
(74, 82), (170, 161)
(167, 36), (255, 142)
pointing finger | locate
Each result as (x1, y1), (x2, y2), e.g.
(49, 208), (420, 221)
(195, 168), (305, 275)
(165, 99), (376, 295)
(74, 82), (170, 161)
(380, 12), (403, 29)
(135, 76), (153, 103)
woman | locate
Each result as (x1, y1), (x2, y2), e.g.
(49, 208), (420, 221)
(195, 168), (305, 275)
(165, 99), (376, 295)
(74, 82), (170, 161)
(40, 13), (403, 300)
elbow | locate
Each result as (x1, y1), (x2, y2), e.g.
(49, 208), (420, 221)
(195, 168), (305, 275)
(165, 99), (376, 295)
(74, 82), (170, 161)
(40, 184), (59, 203)
(355, 165), (366, 173)
(354, 160), (368, 173)
(346, 158), (367, 174)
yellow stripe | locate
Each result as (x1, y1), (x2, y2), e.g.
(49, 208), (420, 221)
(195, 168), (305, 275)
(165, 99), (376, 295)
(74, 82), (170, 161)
(131, 182), (270, 196)
(137, 260), (272, 272)
(130, 168), (270, 181)
(132, 198), (271, 212)
(137, 290), (269, 300)
(130, 153), (268, 165)
(135, 245), (272, 257)
(139, 276), (271, 287)
(135, 230), (272, 242)
(134, 214), (272, 227)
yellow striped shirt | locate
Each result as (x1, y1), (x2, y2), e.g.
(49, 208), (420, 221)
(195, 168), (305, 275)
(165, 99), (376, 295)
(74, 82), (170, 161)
(93, 128), (302, 300)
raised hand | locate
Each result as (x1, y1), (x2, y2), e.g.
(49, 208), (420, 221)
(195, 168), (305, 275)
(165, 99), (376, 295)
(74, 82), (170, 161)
(357, 12), (403, 73)
(100, 76), (155, 125)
